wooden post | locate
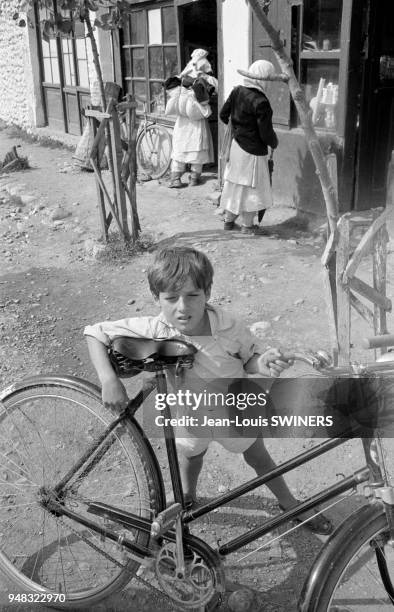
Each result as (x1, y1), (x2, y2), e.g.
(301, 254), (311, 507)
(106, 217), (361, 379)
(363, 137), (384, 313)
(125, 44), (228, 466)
(331, 209), (391, 363)
(372, 223), (389, 354)
(90, 115), (108, 241)
(127, 96), (140, 242)
(109, 106), (130, 242)
(336, 215), (351, 365)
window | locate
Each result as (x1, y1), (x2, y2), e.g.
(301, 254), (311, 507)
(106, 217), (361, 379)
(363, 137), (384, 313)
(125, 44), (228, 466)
(37, 1), (90, 135)
(40, 3), (90, 90)
(42, 38), (60, 84)
(298, 0), (343, 131)
(121, 5), (178, 114)
(75, 38), (89, 88)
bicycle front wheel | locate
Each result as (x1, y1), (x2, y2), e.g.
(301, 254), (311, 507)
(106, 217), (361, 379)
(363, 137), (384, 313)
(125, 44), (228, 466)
(300, 503), (394, 611)
(0, 376), (164, 608)
(136, 124), (172, 179)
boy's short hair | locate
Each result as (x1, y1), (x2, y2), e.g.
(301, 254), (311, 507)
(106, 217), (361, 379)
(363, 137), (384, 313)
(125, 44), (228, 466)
(148, 247), (214, 298)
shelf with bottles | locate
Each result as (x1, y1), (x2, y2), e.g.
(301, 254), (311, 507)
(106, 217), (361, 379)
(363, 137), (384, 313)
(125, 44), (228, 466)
(308, 78), (338, 131)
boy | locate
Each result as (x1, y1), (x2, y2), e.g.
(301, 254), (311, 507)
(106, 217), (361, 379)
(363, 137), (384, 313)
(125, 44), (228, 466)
(84, 246), (332, 534)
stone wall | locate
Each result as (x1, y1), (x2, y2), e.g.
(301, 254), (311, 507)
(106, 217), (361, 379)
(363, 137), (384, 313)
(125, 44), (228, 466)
(0, 2), (43, 129)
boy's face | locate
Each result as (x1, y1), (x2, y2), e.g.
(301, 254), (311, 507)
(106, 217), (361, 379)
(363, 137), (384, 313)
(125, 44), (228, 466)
(158, 279), (210, 335)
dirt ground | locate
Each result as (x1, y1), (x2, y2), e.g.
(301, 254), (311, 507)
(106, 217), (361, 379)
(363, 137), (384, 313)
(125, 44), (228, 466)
(1, 123), (394, 611)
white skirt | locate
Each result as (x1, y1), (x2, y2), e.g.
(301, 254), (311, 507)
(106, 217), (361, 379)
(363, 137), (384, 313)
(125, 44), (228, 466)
(171, 116), (214, 164)
(221, 140), (273, 215)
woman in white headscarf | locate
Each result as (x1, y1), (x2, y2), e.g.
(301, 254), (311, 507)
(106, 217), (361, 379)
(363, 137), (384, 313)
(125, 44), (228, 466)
(219, 60), (278, 234)
(165, 49), (218, 188)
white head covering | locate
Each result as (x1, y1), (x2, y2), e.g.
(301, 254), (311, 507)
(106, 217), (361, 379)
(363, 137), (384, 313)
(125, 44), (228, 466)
(179, 48), (213, 78)
(243, 60), (275, 93)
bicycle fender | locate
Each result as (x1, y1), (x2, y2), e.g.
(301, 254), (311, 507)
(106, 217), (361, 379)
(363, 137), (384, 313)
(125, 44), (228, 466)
(298, 502), (384, 611)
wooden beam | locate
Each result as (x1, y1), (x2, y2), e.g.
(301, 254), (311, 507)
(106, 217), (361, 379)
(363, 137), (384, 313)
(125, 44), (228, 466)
(347, 276), (392, 312)
(90, 158), (124, 236)
(349, 292), (374, 326)
(321, 228), (339, 266)
(84, 109), (112, 120)
(90, 117), (109, 162)
(109, 107), (130, 241)
(343, 208), (389, 281)
(336, 216), (351, 364)
(373, 225), (389, 346)
(89, 116), (107, 240)
(322, 266), (339, 363)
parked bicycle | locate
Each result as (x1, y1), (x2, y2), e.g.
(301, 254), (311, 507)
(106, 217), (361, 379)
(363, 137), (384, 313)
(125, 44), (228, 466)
(1, 334), (394, 610)
(120, 97), (172, 181)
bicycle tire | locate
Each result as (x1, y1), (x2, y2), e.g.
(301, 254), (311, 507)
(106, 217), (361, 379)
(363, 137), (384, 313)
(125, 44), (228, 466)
(136, 123), (172, 180)
(299, 503), (394, 611)
(0, 376), (164, 609)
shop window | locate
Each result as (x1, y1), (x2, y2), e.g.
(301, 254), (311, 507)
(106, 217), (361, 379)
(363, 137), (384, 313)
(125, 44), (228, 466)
(75, 38), (89, 89)
(37, 1), (90, 135)
(298, 0), (342, 131)
(42, 38), (60, 84)
(40, 3), (89, 90)
(62, 38), (76, 86)
(121, 4), (178, 114)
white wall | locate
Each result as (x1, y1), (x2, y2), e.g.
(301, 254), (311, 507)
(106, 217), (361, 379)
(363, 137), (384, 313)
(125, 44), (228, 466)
(222, 0), (250, 98)
(0, 2), (44, 129)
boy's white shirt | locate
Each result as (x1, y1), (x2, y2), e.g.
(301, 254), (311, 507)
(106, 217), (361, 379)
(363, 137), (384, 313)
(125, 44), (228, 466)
(84, 304), (265, 380)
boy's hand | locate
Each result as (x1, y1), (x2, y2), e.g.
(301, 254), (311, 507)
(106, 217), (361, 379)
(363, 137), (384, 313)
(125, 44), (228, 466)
(257, 348), (294, 377)
(101, 376), (129, 412)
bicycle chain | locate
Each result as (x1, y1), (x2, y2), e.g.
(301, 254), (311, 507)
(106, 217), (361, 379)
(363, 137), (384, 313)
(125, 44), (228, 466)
(55, 513), (189, 611)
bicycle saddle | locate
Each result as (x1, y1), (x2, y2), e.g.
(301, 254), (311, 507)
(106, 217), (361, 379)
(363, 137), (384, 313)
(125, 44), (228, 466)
(112, 336), (197, 360)
(109, 337), (197, 378)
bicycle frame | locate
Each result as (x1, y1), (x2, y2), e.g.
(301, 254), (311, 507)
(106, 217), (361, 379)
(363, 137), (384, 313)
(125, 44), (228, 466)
(46, 363), (389, 565)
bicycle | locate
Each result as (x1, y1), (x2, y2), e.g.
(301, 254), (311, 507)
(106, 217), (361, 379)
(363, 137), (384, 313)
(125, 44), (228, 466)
(135, 100), (172, 181)
(1, 333), (394, 610)
(119, 96), (172, 181)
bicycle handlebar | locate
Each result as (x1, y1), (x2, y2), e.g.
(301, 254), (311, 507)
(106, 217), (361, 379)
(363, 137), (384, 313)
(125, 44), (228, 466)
(279, 348), (394, 377)
(276, 350), (333, 370)
(362, 334), (394, 349)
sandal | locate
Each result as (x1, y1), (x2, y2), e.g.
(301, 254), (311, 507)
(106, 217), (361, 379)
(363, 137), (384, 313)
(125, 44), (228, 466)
(279, 504), (333, 535)
(184, 494), (199, 511)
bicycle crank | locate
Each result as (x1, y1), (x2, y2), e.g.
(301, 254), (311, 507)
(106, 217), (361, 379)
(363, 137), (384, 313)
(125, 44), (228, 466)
(155, 534), (225, 609)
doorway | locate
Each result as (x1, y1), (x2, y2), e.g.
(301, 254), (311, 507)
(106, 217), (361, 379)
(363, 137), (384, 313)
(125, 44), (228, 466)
(177, 0), (218, 163)
(354, 0), (394, 209)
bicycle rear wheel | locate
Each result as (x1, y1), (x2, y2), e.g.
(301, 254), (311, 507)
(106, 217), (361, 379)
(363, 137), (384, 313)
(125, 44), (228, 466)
(0, 376), (164, 608)
(300, 503), (394, 611)
(136, 124), (172, 179)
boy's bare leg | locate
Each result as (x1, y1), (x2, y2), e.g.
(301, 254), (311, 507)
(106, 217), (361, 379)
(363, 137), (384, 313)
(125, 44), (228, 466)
(243, 438), (298, 508)
(178, 450), (206, 502)
(243, 438), (333, 534)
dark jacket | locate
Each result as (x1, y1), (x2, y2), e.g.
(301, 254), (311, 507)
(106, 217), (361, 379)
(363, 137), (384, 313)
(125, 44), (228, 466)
(220, 85), (278, 156)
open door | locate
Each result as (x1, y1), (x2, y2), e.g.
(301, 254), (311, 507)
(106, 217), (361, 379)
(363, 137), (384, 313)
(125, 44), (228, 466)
(176, 0), (218, 164)
(354, 0), (394, 209)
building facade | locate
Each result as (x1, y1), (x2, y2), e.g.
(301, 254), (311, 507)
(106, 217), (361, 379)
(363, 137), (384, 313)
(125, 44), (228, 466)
(0, 0), (393, 214)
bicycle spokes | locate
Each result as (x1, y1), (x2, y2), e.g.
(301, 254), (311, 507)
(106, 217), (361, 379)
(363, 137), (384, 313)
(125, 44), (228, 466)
(0, 383), (160, 604)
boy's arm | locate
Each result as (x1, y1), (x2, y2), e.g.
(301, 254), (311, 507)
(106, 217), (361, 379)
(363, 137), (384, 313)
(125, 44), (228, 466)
(245, 348), (293, 377)
(86, 335), (129, 411)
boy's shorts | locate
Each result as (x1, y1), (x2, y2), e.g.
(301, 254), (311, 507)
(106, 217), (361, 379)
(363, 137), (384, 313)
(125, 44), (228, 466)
(175, 425), (256, 457)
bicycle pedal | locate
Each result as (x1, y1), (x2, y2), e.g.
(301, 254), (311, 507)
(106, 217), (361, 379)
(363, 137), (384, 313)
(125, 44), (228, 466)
(136, 565), (146, 577)
(151, 503), (182, 537)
